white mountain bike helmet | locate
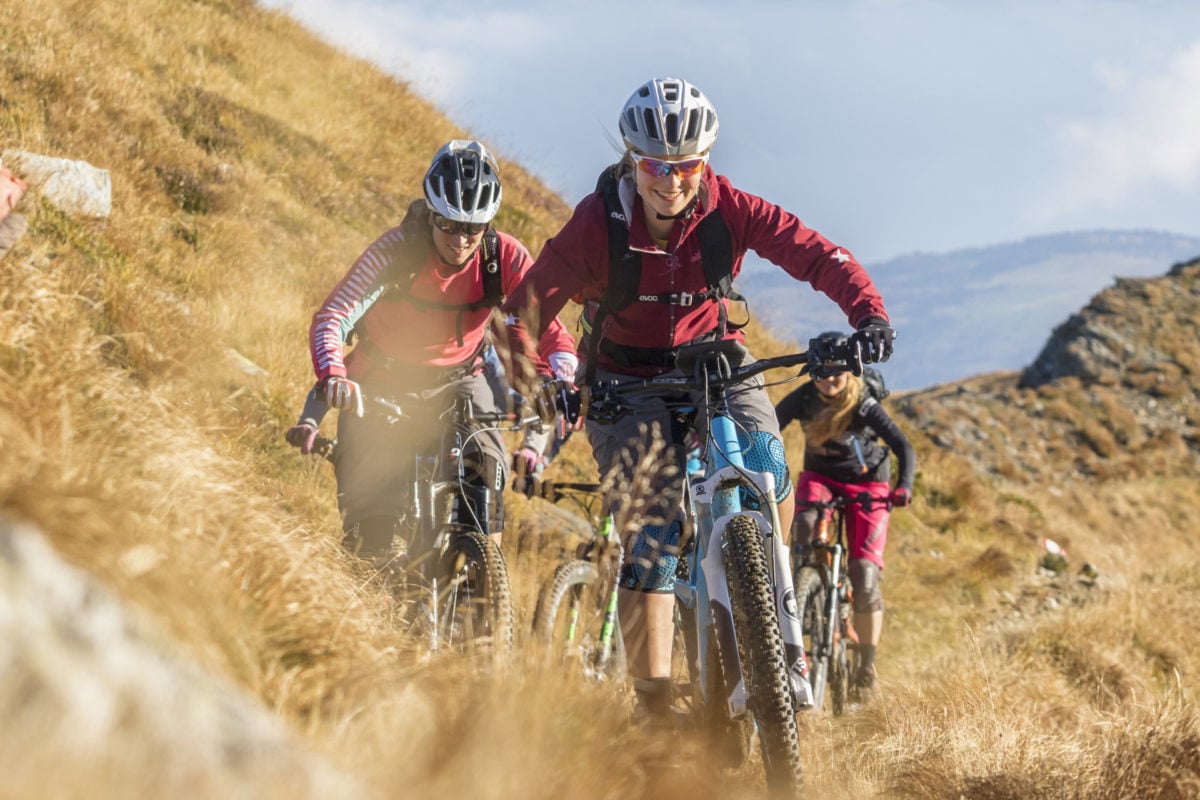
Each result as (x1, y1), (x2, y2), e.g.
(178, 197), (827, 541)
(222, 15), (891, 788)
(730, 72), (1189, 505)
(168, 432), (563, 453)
(618, 77), (719, 157)
(423, 140), (503, 223)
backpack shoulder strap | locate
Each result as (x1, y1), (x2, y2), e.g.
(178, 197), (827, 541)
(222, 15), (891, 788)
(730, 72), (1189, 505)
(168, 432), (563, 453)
(862, 366), (889, 402)
(595, 166), (642, 314)
(479, 228), (504, 307)
(584, 167), (642, 384)
(694, 211), (734, 300)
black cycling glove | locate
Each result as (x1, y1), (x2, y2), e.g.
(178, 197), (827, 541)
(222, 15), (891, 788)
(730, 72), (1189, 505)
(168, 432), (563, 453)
(852, 316), (896, 364)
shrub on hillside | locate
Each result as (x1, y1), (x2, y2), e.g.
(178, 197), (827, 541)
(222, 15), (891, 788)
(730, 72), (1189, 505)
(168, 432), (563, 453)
(1080, 418), (1120, 459)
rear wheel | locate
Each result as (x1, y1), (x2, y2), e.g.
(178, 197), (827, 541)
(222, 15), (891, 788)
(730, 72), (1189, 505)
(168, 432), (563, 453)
(723, 514), (803, 795)
(533, 559), (625, 681)
(794, 565), (831, 713)
(439, 530), (514, 660)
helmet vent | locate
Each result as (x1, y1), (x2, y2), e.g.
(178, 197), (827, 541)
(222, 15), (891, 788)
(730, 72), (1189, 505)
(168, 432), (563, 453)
(664, 113), (680, 147)
(641, 108), (662, 142)
(476, 185), (493, 212)
(460, 156), (479, 182)
(682, 111), (699, 145)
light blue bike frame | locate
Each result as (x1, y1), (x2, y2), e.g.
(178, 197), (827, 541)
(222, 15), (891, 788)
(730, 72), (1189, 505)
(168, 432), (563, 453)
(675, 408), (806, 718)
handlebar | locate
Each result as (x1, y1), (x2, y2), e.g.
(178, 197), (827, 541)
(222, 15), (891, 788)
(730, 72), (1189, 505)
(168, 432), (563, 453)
(296, 393), (543, 463)
(801, 492), (893, 513)
(583, 337), (862, 424)
(368, 396), (541, 430)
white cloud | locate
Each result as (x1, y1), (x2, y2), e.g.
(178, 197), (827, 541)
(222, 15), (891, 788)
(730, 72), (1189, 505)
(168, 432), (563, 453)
(1052, 39), (1200, 211)
(260, 0), (1200, 256)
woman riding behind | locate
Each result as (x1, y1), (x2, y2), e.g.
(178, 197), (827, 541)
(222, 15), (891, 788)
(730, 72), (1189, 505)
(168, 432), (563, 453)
(774, 331), (915, 702)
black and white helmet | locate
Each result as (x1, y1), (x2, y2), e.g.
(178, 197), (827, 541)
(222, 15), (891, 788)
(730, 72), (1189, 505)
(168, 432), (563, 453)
(618, 77), (719, 157)
(423, 140), (502, 223)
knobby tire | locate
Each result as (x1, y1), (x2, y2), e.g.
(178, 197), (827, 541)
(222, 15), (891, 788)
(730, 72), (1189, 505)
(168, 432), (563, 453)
(440, 530), (514, 660)
(794, 565), (831, 713)
(829, 634), (850, 717)
(532, 559), (625, 681)
(723, 514), (804, 795)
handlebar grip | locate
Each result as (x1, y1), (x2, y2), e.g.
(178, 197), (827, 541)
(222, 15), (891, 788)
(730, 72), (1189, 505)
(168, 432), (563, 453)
(311, 436), (337, 460)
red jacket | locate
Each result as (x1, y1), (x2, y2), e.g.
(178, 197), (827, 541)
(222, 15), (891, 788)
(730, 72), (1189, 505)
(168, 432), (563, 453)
(503, 168), (888, 376)
(310, 227), (573, 383)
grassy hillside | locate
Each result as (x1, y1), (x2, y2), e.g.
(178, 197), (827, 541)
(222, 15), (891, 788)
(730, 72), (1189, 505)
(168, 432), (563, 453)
(3, 0), (1199, 797)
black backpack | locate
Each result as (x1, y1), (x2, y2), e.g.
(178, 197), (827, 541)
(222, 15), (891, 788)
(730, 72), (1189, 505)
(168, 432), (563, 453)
(582, 166), (745, 384)
(862, 366), (889, 403)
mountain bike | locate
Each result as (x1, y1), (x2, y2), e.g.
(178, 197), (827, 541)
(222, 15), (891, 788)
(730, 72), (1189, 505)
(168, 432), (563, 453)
(527, 478), (625, 681)
(587, 337), (859, 795)
(300, 380), (539, 660)
(792, 492), (889, 715)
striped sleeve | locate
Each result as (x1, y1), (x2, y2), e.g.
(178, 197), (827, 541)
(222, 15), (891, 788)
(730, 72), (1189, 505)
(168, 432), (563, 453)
(309, 227), (405, 381)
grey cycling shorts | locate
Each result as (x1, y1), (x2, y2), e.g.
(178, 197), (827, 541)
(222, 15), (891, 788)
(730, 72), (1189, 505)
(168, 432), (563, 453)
(334, 371), (506, 531)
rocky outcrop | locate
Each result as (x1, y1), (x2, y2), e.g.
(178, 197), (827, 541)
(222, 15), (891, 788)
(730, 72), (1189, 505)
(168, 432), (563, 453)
(1021, 257), (1200, 390)
(895, 259), (1200, 483)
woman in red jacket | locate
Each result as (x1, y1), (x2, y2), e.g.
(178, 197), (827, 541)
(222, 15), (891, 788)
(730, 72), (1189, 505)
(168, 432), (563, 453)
(504, 78), (896, 720)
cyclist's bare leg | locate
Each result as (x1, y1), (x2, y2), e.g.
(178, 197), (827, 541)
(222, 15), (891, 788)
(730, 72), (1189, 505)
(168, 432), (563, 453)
(619, 588), (675, 678)
(855, 610), (882, 647)
(789, 471), (832, 553)
(788, 505), (819, 551)
(848, 557), (884, 691)
(778, 501), (794, 546)
(620, 588), (677, 718)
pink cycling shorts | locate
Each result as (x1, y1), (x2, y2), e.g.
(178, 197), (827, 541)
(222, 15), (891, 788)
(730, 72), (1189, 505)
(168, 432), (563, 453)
(795, 471), (890, 569)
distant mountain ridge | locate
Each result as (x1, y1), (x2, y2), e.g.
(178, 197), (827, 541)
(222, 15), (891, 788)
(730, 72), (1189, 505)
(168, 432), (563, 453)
(737, 229), (1200, 391)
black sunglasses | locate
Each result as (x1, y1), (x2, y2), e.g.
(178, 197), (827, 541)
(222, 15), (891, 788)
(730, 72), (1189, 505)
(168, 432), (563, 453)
(431, 214), (487, 236)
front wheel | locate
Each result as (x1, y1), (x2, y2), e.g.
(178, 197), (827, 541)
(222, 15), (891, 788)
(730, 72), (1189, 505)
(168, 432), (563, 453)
(794, 565), (831, 712)
(532, 559), (625, 681)
(438, 530), (514, 660)
(829, 631), (851, 717)
(723, 515), (804, 795)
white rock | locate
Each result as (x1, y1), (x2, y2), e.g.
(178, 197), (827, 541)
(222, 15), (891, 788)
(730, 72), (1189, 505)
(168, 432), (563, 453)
(2, 150), (112, 218)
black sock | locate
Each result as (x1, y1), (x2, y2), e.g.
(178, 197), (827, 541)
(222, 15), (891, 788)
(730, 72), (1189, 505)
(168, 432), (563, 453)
(634, 677), (674, 714)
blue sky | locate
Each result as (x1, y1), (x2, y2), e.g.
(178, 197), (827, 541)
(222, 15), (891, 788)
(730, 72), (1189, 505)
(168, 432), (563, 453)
(258, 0), (1200, 264)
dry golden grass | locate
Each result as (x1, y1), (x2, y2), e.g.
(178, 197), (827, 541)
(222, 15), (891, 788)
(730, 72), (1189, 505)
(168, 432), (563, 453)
(2, 0), (1200, 798)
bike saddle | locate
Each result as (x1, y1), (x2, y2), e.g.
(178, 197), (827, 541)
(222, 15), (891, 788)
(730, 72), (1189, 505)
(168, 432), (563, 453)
(673, 339), (749, 375)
